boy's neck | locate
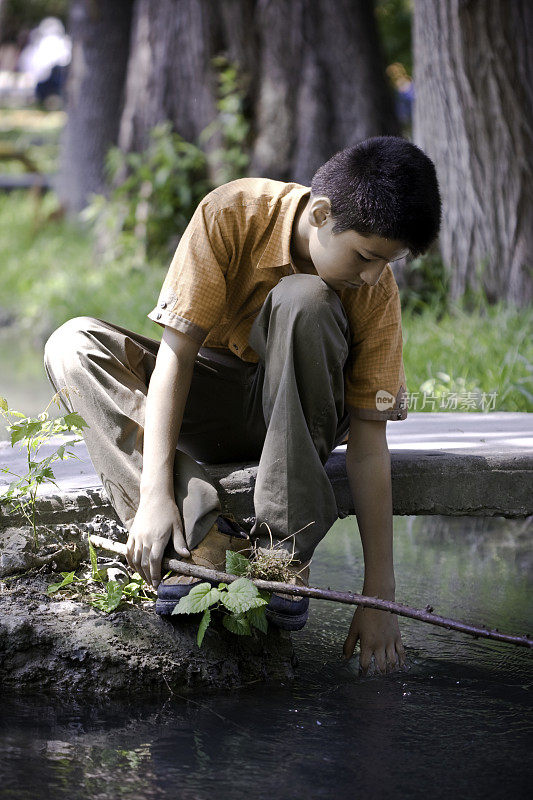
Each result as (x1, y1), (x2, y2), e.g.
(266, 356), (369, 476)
(290, 193), (316, 275)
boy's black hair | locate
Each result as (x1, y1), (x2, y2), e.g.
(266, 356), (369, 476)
(310, 136), (441, 257)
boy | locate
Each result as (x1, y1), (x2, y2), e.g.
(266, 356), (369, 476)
(44, 136), (441, 675)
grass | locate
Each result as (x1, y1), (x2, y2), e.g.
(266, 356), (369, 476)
(0, 191), (531, 413)
(402, 301), (532, 412)
(0, 191), (165, 345)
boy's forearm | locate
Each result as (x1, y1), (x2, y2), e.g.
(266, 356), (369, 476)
(139, 341), (196, 500)
(345, 447), (396, 597)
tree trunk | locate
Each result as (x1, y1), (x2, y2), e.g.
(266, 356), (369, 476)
(250, 0), (400, 183)
(118, 0), (222, 156)
(413, 0), (533, 306)
(119, 0), (399, 185)
(57, 0), (133, 215)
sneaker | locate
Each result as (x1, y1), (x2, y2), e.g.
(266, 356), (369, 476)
(264, 559), (311, 631)
(155, 515), (251, 617)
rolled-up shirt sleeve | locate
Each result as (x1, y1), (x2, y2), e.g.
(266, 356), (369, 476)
(147, 196), (229, 343)
(344, 286), (408, 421)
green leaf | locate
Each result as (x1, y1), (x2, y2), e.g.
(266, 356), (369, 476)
(246, 605), (268, 634)
(47, 571), (76, 594)
(220, 577), (266, 614)
(172, 582), (220, 615)
(103, 580), (124, 611)
(197, 608), (211, 647)
(225, 550), (250, 577)
(10, 420), (42, 445)
(223, 614), (251, 636)
(88, 595), (106, 611)
(88, 540), (100, 580)
(0, 397), (7, 411)
(62, 412), (89, 430)
(36, 466), (54, 482)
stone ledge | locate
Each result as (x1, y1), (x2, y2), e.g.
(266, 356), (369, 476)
(1, 413), (532, 525)
(1, 450), (531, 528)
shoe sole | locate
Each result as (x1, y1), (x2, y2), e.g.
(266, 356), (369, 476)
(265, 606), (309, 631)
(157, 584), (310, 630)
(264, 594), (310, 630)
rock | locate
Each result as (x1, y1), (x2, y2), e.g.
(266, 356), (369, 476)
(0, 511), (132, 580)
(0, 572), (296, 694)
(0, 524), (88, 578)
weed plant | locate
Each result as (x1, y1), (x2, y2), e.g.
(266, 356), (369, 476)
(0, 389), (88, 545)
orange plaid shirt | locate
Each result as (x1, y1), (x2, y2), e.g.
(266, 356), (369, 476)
(147, 177), (408, 421)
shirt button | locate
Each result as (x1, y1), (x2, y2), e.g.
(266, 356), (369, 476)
(160, 300), (167, 308)
(156, 312), (162, 319)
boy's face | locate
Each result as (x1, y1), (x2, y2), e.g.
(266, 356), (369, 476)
(302, 194), (409, 291)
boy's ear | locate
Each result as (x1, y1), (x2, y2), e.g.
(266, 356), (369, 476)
(308, 195), (332, 228)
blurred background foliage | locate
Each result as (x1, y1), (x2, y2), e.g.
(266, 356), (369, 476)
(376, 0), (412, 74)
(0, 0), (68, 41)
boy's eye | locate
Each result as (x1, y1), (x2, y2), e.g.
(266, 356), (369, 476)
(357, 253), (372, 263)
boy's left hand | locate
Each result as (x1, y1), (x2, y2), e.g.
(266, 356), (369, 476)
(343, 606), (406, 675)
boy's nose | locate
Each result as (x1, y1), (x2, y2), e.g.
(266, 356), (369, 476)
(360, 262), (388, 285)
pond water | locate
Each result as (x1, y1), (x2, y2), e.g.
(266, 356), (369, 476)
(1, 514), (531, 800)
(0, 328), (61, 441)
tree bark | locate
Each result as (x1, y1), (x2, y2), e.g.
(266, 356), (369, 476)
(118, 0), (221, 155)
(413, 0), (533, 306)
(57, 0), (134, 215)
(119, 0), (399, 185)
(250, 0), (400, 182)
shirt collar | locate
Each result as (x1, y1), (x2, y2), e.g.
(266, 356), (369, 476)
(254, 184), (311, 269)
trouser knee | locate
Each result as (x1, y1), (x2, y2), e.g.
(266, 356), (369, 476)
(250, 273), (350, 364)
(269, 273), (345, 325)
(44, 316), (102, 370)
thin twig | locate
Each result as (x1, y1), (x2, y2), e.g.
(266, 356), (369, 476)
(88, 534), (533, 650)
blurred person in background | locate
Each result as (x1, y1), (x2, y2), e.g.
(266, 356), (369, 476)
(386, 62), (414, 130)
(17, 17), (71, 108)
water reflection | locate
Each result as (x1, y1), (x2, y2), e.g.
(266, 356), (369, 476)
(1, 515), (531, 799)
(0, 327), (60, 441)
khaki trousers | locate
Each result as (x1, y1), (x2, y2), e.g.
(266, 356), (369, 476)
(43, 274), (351, 563)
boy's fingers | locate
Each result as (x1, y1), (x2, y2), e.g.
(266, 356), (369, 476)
(396, 640), (407, 666)
(342, 609), (361, 659)
(140, 545), (154, 586)
(125, 534), (135, 570)
(386, 644), (399, 672)
(133, 543), (143, 577)
(342, 638), (355, 659)
(359, 648), (372, 676)
(374, 647), (387, 674)
(342, 627), (359, 659)
(172, 525), (190, 559)
(149, 544), (165, 589)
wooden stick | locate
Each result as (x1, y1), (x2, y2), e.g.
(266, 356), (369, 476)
(88, 534), (533, 649)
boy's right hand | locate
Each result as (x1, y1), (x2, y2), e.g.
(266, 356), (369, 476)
(126, 494), (190, 589)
